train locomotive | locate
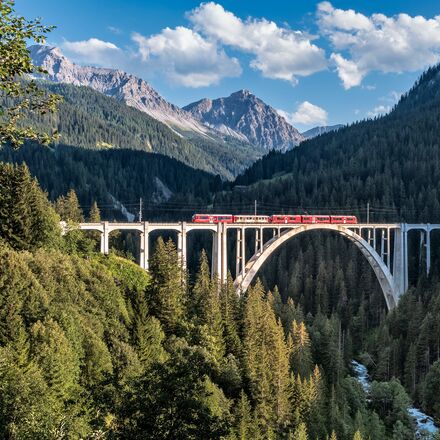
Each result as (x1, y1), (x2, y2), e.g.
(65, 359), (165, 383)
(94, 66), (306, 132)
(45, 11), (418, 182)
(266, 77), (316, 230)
(192, 214), (358, 224)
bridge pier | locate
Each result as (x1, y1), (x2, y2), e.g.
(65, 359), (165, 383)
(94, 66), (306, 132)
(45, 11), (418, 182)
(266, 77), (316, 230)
(426, 225), (431, 275)
(177, 222), (187, 270)
(100, 221), (109, 255)
(139, 222), (149, 270)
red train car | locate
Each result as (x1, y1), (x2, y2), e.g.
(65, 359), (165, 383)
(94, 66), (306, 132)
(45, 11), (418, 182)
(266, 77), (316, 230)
(233, 215), (270, 223)
(301, 215), (331, 224)
(330, 215), (358, 224)
(192, 214), (234, 223)
(271, 215), (302, 224)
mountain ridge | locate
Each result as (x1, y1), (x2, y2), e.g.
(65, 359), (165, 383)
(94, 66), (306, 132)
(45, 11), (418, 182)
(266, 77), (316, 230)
(29, 45), (215, 138)
(301, 124), (344, 139)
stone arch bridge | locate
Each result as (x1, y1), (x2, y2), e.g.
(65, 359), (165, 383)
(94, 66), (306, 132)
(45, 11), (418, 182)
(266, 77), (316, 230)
(75, 221), (440, 310)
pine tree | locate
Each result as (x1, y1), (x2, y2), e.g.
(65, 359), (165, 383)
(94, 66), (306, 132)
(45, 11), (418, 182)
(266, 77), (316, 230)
(353, 430), (363, 440)
(243, 281), (291, 434)
(220, 273), (242, 358)
(30, 318), (80, 401)
(55, 189), (84, 222)
(89, 201), (101, 222)
(290, 320), (313, 378)
(0, 163), (61, 250)
(133, 291), (167, 370)
(233, 391), (255, 440)
(191, 250), (225, 363)
(147, 237), (187, 335)
(293, 422), (308, 440)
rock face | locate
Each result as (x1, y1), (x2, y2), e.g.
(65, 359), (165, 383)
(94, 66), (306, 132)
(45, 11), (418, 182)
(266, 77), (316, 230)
(28, 45), (211, 136)
(301, 124), (344, 139)
(184, 90), (304, 151)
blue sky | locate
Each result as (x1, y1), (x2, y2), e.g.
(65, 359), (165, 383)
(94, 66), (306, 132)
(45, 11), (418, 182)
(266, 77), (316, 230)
(17, 0), (440, 130)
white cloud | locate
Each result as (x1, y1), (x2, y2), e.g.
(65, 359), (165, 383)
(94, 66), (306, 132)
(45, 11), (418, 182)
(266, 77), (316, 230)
(380, 90), (402, 103)
(188, 2), (327, 85)
(318, 2), (440, 88)
(108, 26), (122, 35)
(367, 104), (391, 118)
(278, 101), (328, 127)
(330, 53), (364, 89)
(62, 38), (121, 66)
(132, 26), (241, 87)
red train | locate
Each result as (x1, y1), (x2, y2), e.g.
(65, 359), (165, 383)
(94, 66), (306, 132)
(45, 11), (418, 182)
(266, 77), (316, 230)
(192, 214), (358, 224)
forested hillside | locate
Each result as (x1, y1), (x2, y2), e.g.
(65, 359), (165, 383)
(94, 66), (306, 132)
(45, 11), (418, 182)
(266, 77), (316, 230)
(3, 2), (440, 438)
(0, 143), (219, 220)
(212, 64), (440, 429)
(12, 82), (263, 179)
(221, 64), (440, 224)
(0, 162), (420, 439)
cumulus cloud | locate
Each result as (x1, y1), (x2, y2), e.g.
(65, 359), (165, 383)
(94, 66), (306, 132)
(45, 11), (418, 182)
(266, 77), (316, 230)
(132, 26), (241, 87)
(278, 101), (328, 127)
(367, 104), (392, 118)
(188, 2), (327, 84)
(62, 38), (122, 66)
(318, 2), (440, 88)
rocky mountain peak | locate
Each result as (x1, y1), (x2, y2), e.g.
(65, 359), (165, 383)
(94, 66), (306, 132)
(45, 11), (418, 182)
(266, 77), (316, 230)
(29, 44), (211, 136)
(184, 90), (304, 151)
(231, 89), (252, 98)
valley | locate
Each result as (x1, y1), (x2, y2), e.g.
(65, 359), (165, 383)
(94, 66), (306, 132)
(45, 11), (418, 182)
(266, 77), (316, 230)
(2, 3), (440, 438)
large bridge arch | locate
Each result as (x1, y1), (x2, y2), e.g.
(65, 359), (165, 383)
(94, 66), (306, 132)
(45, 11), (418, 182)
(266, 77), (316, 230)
(233, 224), (398, 310)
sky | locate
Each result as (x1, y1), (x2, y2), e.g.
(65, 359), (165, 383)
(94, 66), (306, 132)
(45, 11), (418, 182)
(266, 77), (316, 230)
(16, 0), (440, 131)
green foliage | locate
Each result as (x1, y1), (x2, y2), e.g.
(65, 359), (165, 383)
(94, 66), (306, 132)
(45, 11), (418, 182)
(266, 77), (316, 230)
(369, 380), (413, 438)
(243, 281), (291, 434)
(147, 237), (187, 335)
(190, 250), (225, 363)
(423, 360), (440, 422)
(89, 200), (100, 222)
(0, 162), (61, 250)
(0, 143), (219, 220)
(293, 422), (308, 440)
(119, 339), (231, 439)
(54, 188), (83, 222)
(290, 320), (313, 378)
(0, 1), (61, 147)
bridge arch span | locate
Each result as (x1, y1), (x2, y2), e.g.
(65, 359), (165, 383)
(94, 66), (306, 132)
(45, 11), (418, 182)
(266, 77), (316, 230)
(233, 224), (398, 310)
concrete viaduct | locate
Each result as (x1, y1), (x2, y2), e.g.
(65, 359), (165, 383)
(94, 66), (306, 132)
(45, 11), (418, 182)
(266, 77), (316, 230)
(75, 221), (440, 310)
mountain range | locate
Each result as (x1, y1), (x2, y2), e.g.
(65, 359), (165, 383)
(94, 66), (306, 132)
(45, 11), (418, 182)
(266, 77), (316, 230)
(29, 45), (211, 138)
(28, 44), (335, 158)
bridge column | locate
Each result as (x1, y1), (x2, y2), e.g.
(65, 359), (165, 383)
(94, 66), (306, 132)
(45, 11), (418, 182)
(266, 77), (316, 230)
(221, 223), (228, 283)
(212, 223), (223, 280)
(101, 221), (109, 255)
(177, 222), (187, 270)
(426, 225), (431, 275)
(393, 225), (406, 298)
(236, 227), (246, 278)
(380, 229), (390, 268)
(139, 222), (149, 270)
(255, 227), (263, 255)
